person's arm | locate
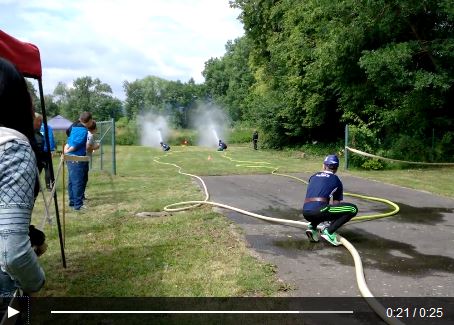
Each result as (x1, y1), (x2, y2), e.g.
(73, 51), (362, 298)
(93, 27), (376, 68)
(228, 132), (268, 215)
(64, 143), (74, 153)
(86, 143), (100, 153)
(86, 134), (100, 152)
(49, 128), (56, 151)
(332, 180), (344, 204)
(0, 142), (46, 293)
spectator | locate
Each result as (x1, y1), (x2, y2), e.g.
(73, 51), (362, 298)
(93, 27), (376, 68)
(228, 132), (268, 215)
(84, 120), (100, 196)
(64, 111), (93, 211)
(0, 57), (46, 297)
(34, 113), (56, 190)
(33, 113), (44, 164)
(252, 130), (259, 150)
(86, 120), (100, 155)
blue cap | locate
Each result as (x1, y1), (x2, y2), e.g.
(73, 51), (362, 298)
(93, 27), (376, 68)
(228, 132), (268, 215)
(323, 155), (339, 167)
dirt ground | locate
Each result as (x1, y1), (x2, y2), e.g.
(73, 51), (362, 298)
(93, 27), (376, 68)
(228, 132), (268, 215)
(201, 173), (454, 298)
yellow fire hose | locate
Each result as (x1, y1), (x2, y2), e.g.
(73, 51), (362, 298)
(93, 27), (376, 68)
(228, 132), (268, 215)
(154, 151), (403, 325)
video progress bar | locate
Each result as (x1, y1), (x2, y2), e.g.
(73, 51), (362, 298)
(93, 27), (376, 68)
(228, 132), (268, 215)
(51, 310), (354, 314)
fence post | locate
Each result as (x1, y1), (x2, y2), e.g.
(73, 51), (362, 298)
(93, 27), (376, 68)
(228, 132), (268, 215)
(345, 124), (349, 170)
(100, 122), (104, 171)
(112, 118), (116, 175)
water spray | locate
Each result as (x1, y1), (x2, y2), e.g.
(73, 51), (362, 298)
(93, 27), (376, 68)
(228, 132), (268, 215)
(157, 128), (163, 143)
(191, 104), (229, 147)
(139, 113), (170, 148)
(211, 127), (219, 144)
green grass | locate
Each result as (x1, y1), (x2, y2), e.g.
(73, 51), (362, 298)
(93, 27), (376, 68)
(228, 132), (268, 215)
(32, 145), (453, 297)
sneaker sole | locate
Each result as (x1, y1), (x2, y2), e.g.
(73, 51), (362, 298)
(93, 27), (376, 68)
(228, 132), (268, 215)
(321, 234), (342, 246)
(305, 229), (319, 242)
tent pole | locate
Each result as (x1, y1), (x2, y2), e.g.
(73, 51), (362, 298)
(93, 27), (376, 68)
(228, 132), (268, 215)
(38, 78), (67, 268)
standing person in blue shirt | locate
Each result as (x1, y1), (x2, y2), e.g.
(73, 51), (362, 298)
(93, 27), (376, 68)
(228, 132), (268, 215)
(303, 155), (358, 246)
(64, 112), (93, 211)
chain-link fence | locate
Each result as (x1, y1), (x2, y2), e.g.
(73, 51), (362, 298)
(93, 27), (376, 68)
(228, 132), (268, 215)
(89, 119), (116, 175)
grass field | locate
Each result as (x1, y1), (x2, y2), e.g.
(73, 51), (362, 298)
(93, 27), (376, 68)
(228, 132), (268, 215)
(32, 145), (453, 297)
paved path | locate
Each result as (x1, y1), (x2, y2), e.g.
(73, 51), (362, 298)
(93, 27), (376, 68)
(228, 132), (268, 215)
(201, 173), (454, 298)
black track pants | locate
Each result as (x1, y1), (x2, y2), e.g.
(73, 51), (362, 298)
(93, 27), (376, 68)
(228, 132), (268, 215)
(303, 202), (358, 233)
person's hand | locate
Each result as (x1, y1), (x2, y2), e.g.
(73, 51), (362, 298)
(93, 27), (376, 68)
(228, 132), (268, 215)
(63, 144), (72, 154)
(29, 225), (46, 256)
(33, 242), (48, 257)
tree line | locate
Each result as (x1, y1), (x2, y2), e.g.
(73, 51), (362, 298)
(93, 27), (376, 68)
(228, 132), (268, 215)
(30, 0), (453, 162)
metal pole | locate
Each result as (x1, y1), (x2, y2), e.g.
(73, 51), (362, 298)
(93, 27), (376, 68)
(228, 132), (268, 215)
(345, 124), (349, 170)
(111, 118), (116, 175)
(62, 152), (65, 248)
(38, 79), (66, 267)
(100, 122), (104, 171)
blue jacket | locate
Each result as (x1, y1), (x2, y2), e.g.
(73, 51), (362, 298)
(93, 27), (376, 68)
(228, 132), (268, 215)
(67, 122), (88, 156)
(40, 124), (56, 152)
(303, 171), (343, 212)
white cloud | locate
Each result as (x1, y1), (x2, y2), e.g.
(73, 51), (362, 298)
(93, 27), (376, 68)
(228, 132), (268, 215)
(1, 0), (243, 99)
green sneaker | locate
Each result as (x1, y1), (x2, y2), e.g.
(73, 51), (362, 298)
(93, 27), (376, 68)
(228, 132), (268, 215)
(321, 228), (342, 246)
(305, 225), (319, 242)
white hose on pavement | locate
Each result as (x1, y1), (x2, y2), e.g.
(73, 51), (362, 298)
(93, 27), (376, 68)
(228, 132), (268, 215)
(154, 152), (403, 325)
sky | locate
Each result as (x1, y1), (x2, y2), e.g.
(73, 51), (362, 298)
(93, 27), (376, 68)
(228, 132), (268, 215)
(0, 0), (244, 99)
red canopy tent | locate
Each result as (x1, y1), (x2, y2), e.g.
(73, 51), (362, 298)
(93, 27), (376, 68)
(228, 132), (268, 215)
(0, 29), (66, 267)
(0, 30), (42, 78)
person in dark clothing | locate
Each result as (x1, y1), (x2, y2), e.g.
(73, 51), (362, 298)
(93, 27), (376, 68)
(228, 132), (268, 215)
(252, 130), (258, 150)
(217, 139), (227, 151)
(302, 155), (358, 246)
(160, 142), (170, 151)
(33, 113), (45, 171)
(34, 113), (56, 190)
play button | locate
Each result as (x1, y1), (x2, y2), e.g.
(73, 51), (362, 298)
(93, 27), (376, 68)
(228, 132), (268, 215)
(7, 306), (19, 318)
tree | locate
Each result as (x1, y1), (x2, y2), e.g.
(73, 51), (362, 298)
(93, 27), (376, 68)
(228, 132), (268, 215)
(123, 76), (204, 128)
(203, 37), (255, 123)
(43, 95), (60, 117)
(53, 77), (123, 121)
(26, 79), (40, 112)
(230, 0), (453, 157)
(123, 80), (145, 120)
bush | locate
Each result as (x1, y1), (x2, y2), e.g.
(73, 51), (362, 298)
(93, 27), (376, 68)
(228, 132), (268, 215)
(384, 135), (429, 162)
(168, 129), (198, 146)
(361, 159), (384, 170)
(229, 126), (255, 144)
(116, 118), (139, 145)
(299, 141), (344, 157)
(347, 125), (381, 168)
